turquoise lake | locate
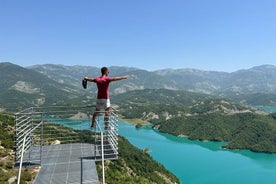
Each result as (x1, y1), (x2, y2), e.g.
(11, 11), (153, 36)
(118, 121), (276, 184)
(56, 106), (276, 184)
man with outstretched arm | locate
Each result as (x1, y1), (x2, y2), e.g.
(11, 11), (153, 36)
(84, 67), (128, 129)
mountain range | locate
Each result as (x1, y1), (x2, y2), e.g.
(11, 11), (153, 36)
(29, 63), (276, 95)
(2, 62), (276, 111)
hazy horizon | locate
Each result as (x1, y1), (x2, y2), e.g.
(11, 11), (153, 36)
(2, 61), (275, 73)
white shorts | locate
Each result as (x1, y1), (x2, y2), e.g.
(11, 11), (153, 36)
(96, 99), (111, 110)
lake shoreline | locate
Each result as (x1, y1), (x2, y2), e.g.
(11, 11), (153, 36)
(118, 120), (276, 184)
(120, 118), (151, 125)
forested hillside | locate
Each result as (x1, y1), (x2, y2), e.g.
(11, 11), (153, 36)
(114, 89), (276, 153)
(0, 62), (82, 111)
(158, 113), (276, 153)
(0, 113), (35, 183)
(113, 89), (252, 123)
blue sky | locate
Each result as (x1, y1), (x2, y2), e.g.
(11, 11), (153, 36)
(0, 0), (275, 72)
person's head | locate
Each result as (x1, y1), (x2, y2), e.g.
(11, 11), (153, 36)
(101, 67), (109, 76)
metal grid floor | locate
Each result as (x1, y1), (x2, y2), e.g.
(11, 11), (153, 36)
(29, 143), (99, 184)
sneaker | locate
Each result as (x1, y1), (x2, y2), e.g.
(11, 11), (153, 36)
(105, 126), (114, 131)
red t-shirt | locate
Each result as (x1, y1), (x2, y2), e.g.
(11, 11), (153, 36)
(93, 76), (112, 99)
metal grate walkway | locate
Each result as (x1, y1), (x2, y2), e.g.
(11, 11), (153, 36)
(33, 144), (99, 184)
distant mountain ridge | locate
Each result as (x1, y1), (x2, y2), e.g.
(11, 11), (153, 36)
(28, 64), (178, 93)
(29, 63), (276, 95)
(2, 62), (276, 111)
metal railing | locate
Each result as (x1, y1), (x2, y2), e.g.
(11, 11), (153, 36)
(14, 105), (119, 184)
(17, 121), (43, 184)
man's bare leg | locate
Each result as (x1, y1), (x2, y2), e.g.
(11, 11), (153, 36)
(104, 107), (110, 129)
(91, 108), (99, 128)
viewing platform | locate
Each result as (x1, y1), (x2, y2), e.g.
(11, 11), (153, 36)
(14, 106), (119, 184)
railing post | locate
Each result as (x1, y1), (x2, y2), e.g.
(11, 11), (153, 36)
(14, 113), (18, 164)
(40, 114), (43, 166)
(101, 131), (105, 184)
(17, 136), (26, 184)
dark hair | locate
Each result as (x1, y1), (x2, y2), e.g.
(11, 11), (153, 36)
(101, 67), (109, 75)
